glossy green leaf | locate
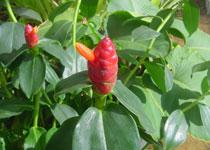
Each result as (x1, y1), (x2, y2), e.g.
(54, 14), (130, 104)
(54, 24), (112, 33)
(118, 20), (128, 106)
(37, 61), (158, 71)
(0, 100), (33, 119)
(0, 22), (25, 54)
(24, 127), (46, 150)
(73, 104), (141, 150)
(184, 104), (210, 141)
(15, 7), (42, 22)
(192, 61), (210, 74)
(62, 46), (87, 78)
(19, 56), (46, 98)
(49, 1), (75, 21)
(55, 71), (90, 95)
(132, 25), (160, 41)
(44, 20), (72, 44)
(130, 75), (164, 139)
(112, 80), (155, 135)
(45, 60), (59, 86)
(183, 0), (200, 35)
(80, 0), (99, 18)
(51, 104), (78, 125)
(145, 62), (173, 92)
(199, 105), (210, 136)
(163, 110), (188, 150)
(0, 138), (5, 150)
(150, 9), (175, 31)
(35, 128), (57, 150)
(46, 117), (79, 150)
(108, 0), (158, 16)
(39, 40), (71, 68)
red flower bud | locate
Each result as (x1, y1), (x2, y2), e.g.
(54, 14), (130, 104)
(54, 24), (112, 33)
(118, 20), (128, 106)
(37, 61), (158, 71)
(76, 37), (118, 94)
(24, 24), (39, 48)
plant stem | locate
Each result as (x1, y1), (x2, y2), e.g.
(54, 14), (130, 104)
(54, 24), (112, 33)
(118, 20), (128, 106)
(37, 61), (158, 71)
(43, 91), (52, 105)
(0, 67), (12, 98)
(4, 0), (17, 22)
(123, 11), (174, 85)
(33, 92), (42, 128)
(94, 93), (107, 109)
(72, 0), (82, 48)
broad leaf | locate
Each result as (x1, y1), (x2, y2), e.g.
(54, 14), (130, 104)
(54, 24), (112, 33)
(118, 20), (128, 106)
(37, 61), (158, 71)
(35, 128), (57, 150)
(199, 104), (210, 136)
(0, 138), (5, 150)
(183, 0), (200, 35)
(45, 61), (59, 87)
(55, 71), (90, 95)
(47, 104), (141, 150)
(145, 62), (173, 92)
(0, 22), (25, 54)
(15, 7), (42, 22)
(112, 80), (155, 135)
(24, 127), (46, 150)
(0, 100), (33, 119)
(163, 110), (188, 150)
(46, 117), (79, 150)
(19, 55), (46, 98)
(51, 104), (78, 125)
(49, 1), (75, 21)
(192, 61), (210, 74)
(108, 0), (158, 16)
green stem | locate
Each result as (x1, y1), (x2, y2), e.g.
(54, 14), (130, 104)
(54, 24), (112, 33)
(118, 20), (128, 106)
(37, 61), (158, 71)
(4, 0), (17, 22)
(123, 11), (174, 85)
(182, 91), (210, 113)
(43, 91), (52, 105)
(94, 93), (107, 109)
(0, 68), (12, 98)
(33, 92), (42, 127)
(72, 0), (82, 48)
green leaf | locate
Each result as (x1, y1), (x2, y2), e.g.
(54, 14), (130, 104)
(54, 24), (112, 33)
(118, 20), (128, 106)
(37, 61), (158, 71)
(0, 22), (25, 54)
(0, 100), (33, 119)
(112, 80), (155, 135)
(45, 60), (59, 87)
(0, 138), (5, 150)
(55, 71), (90, 95)
(192, 61), (210, 74)
(80, 0), (99, 18)
(47, 104), (141, 150)
(51, 104), (78, 125)
(163, 110), (188, 150)
(49, 1), (75, 21)
(132, 25), (160, 41)
(19, 56), (46, 98)
(130, 76), (164, 139)
(73, 104), (141, 150)
(0, 47), (27, 66)
(44, 20), (72, 44)
(150, 9), (175, 31)
(39, 40), (71, 68)
(199, 105), (210, 136)
(108, 0), (158, 16)
(62, 46), (87, 78)
(14, 7), (42, 22)
(183, 0), (200, 35)
(46, 117), (79, 150)
(184, 104), (210, 141)
(35, 128), (57, 150)
(24, 127), (46, 150)
(145, 62), (173, 92)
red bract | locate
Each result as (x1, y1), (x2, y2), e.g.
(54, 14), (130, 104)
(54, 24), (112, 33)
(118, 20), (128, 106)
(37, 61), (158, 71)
(24, 24), (39, 48)
(76, 37), (118, 94)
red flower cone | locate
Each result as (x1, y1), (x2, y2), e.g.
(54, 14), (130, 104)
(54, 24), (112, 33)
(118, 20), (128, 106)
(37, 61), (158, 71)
(24, 24), (39, 48)
(76, 37), (118, 94)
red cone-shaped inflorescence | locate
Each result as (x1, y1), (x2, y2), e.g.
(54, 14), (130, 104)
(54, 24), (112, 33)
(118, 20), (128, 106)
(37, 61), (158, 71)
(24, 24), (39, 48)
(76, 37), (118, 94)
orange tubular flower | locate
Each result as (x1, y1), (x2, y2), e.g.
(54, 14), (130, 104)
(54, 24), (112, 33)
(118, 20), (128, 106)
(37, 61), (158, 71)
(76, 37), (118, 95)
